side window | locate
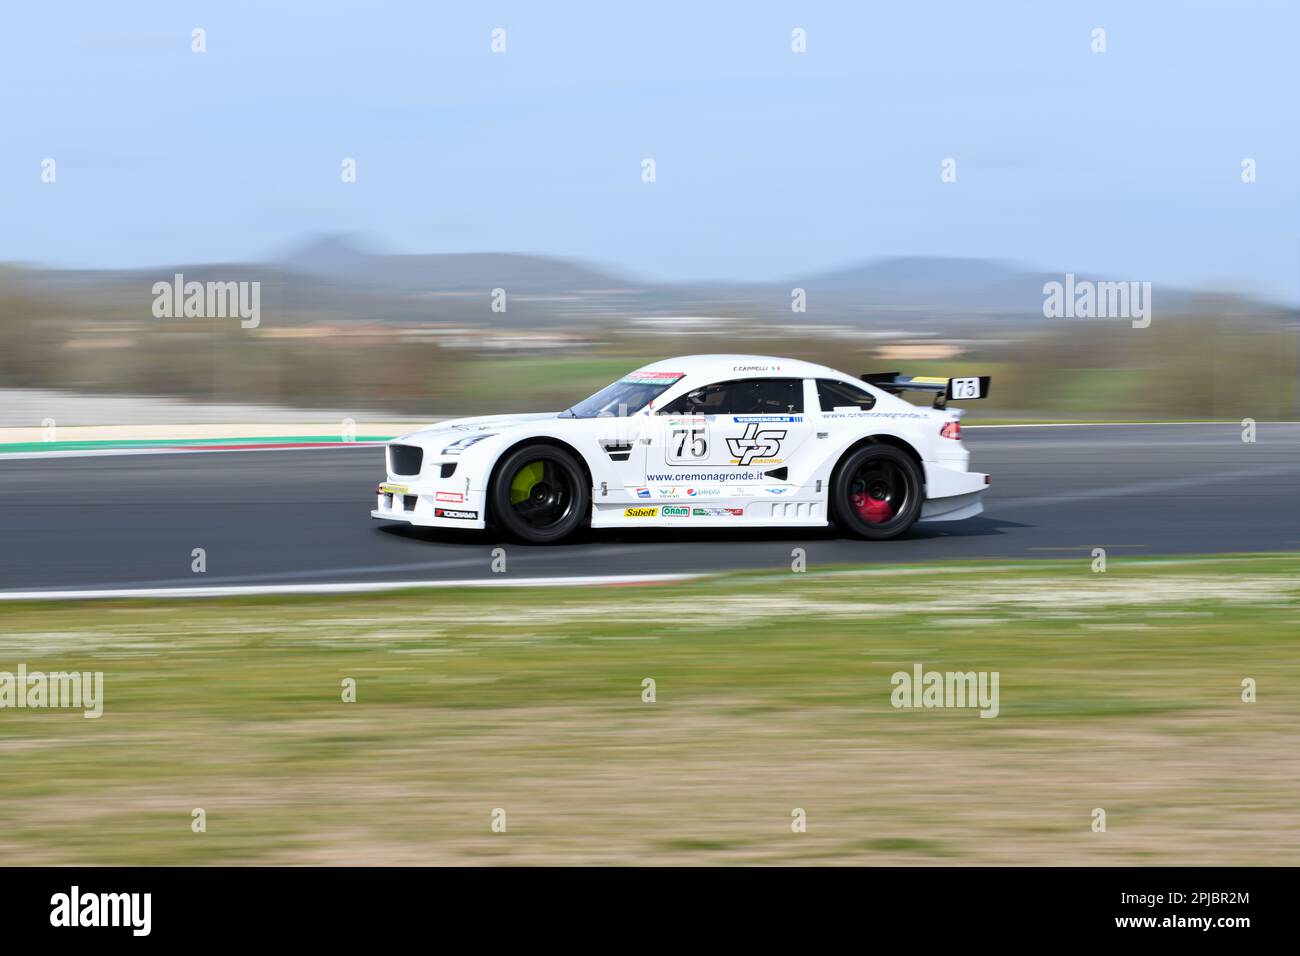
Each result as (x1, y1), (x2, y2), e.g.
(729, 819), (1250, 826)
(660, 378), (803, 415)
(816, 379), (877, 412)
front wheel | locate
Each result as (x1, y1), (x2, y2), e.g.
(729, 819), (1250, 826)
(489, 444), (590, 543)
(830, 444), (923, 540)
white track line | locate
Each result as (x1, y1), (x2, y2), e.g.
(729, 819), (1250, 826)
(4, 422), (1298, 460)
(0, 573), (706, 602)
(0, 443), (384, 461)
(965, 421), (1298, 428)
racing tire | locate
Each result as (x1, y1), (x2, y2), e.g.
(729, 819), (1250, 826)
(489, 444), (590, 544)
(830, 443), (924, 541)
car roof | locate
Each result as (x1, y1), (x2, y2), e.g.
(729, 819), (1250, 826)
(631, 354), (852, 383)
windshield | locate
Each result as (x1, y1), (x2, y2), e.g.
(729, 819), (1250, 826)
(563, 371), (684, 418)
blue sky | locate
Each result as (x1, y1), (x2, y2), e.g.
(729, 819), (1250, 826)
(3, 1), (1297, 301)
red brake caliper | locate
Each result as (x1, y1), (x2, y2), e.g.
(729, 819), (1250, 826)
(852, 492), (894, 523)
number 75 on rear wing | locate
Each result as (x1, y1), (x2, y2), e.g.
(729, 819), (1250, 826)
(860, 372), (991, 408)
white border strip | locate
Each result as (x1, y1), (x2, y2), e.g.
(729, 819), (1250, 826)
(0, 442), (384, 462)
(0, 573), (705, 602)
(965, 421), (1299, 428)
(5, 422), (1298, 460)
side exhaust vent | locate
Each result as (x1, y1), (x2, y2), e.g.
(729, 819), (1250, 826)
(600, 440), (633, 462)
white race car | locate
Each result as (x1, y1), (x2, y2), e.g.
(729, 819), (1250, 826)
(372, 355), (990, 543)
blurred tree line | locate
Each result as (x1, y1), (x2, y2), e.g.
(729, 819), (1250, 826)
(0, 274), (1294, 420)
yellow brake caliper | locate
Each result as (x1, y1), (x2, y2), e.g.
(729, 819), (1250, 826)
(509, 461), (545, 505)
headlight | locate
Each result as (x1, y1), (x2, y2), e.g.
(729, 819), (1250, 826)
(441, 433), (495, 455)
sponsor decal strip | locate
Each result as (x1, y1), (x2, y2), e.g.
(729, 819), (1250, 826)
(622, 371), (685, 384)
(434, 508), (478, 520)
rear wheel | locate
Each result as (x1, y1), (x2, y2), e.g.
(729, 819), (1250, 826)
(490, 444), (589, 543)
(831, 444), (923, 540)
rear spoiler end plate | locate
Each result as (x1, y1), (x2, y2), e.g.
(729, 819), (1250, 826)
(861, 372), (991, 409)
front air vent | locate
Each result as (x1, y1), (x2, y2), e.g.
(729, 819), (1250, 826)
(389, 444), (423, 476)
(600, 440), (634, 462)
(439, 462), (457, 479)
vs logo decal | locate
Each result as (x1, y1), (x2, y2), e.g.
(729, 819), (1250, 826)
(726, 423), (786, 466)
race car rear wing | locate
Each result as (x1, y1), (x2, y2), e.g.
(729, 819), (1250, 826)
(861, 372), (991, 409)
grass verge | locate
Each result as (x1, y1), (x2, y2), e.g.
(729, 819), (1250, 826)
(1, 554), (1297, 864)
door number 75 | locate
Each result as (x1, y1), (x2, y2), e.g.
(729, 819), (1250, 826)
(670, 427), (708, 460)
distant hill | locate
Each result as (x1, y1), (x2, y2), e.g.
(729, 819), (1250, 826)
(3, 237), (1293, 331)
(800, 255), (1028, 294)
(276, 234), (640, 294)
(793, 256), (1032, 307)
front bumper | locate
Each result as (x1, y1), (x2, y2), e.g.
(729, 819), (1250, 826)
(371, 482), (487, 529)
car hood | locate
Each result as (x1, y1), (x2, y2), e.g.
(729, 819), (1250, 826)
(394, 412), (561, 446)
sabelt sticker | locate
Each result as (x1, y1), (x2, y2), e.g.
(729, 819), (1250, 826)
(435, 491), (464, 503)
(435, 508), (478, 520)
(378, 483), (409, 495)
(624, 507), (658, 517)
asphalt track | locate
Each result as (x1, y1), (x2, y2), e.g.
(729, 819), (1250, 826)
(1, 424), (1297, 595)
